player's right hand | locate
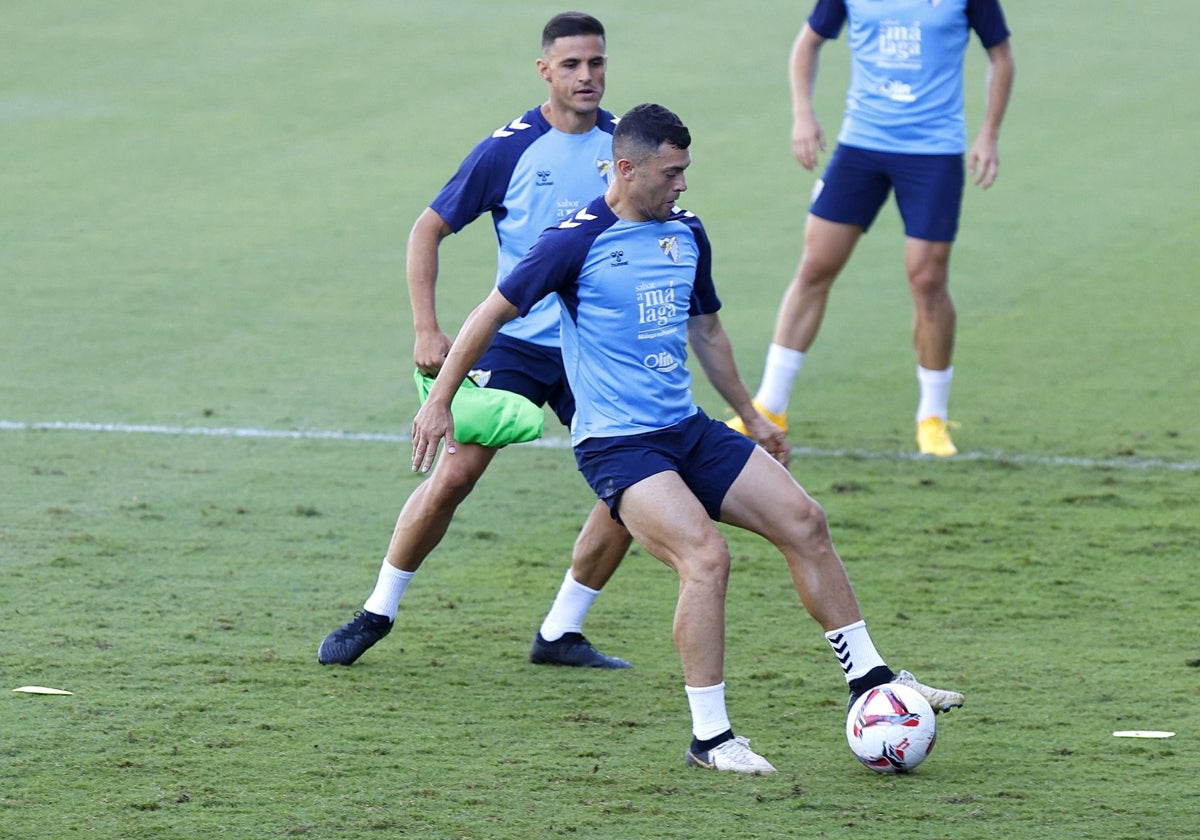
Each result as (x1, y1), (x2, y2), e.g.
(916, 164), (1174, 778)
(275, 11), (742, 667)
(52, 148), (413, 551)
(746, 413), (791, 468)
(414, 330), (453, 376)
(791, 112), (825, 172)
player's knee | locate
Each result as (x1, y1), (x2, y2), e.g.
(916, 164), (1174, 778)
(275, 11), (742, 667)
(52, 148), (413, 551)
(426, 461), (483, 506)
(906, 257), (950, 299)
(679, 539), (732, 585)
(797, 256), (840, 290)
(791, 494), (831, 543)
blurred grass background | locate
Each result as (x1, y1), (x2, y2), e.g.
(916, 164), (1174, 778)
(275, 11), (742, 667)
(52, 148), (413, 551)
(2, 1), (1197, 837)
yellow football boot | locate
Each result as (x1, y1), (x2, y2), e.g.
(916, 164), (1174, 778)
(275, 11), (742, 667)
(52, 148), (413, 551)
(916, 416), (959, 457)
(726, 399), (789, 437)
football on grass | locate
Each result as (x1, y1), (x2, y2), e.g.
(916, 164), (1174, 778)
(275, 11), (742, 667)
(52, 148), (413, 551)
(846, 683), (937, 773)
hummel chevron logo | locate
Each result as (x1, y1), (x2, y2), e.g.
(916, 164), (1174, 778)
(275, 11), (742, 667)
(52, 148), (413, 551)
(559, 208), (598, 229)
(492, 118), (532, 138)
(829, 634), (852, 672)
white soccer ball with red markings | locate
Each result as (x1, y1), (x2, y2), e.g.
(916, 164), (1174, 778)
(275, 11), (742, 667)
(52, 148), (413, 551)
(846, 682), (937, 773)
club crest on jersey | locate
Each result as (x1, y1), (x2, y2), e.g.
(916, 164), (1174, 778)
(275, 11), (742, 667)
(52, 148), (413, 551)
(658, 236), (680, 264)
(467, 368), (491, 387)
(596, 159), (614, 184)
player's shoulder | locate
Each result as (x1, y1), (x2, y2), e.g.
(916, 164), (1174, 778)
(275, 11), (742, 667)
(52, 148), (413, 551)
(455, 106), (552, 176)
(596, 108), (619, 136)
(668, 205), (706, 234)
(553, 195), (616, 233)
(488, 106), (548, 140)
(481, 106), (616, 148)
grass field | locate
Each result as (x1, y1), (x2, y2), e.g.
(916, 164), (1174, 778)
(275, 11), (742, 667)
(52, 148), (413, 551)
(3, 1), (1198, 837)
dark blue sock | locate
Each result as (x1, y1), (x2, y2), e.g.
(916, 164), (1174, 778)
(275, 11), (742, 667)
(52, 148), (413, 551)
(690, 728), (734, 754)
(848, 665), (895, 697)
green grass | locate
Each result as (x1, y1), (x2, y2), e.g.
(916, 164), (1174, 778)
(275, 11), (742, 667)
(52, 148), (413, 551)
(3, 1), (1199, 837)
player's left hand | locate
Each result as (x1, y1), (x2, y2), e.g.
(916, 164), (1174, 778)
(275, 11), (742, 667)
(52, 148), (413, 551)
(411, 401), (456, 473)
(968, 136), (1000, 189)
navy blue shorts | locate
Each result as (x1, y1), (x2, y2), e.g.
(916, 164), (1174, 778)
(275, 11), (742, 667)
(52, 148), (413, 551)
(573, 409), (756, 524)
(472, 333), (574, 426)
(810, 144), (965, 242)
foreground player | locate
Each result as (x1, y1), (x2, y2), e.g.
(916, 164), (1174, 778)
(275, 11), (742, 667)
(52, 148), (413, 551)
(412, 103), (964, 773)
(732, 0), (1015, 455)
(319, 12), (632, 669)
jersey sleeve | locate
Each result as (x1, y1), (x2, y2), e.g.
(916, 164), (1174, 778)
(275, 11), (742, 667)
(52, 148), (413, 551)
(682, 214), (721, 316)
(427, 140), (511, 233)
(807, 0), (848, 40)
(968, 0), (1012, 49)
(496, 223), (588, 317)
(427, 108), (542, 233)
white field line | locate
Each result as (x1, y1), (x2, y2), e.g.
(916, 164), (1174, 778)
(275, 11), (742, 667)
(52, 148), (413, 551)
(2, 419), (1198, 472)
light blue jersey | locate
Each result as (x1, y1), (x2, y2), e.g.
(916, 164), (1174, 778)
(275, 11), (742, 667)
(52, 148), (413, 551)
(809, 0), (1010, 154)
(430, 106), (617, 347)
(498, 197), (721, 444)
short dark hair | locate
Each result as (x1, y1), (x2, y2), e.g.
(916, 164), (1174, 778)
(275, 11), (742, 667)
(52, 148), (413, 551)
(542, 12), (605, 49)
(613, 103), (691, 164)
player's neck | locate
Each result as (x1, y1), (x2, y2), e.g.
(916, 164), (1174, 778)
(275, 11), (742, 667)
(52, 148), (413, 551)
(604, 189), (651, 224)
(541, 101), (598, 135)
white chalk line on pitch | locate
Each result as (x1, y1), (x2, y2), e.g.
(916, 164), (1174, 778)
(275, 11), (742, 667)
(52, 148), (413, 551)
(3, 418), (1199, 473)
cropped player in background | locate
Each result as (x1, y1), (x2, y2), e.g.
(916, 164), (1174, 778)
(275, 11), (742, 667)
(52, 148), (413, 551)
(731, 0), (1014, 456)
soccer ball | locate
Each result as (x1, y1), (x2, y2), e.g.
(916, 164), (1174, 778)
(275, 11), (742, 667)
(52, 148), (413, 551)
(846, 683), (937, 773)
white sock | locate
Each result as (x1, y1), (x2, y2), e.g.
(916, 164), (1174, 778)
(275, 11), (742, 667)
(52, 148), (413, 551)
(756, 343), (806, 416)
(362, 559), (414, 621)
(825, 620), (888, 683)
(538, 570), (599, 641)
(916, 365), (954, 422)
(686, 682), (732, 741)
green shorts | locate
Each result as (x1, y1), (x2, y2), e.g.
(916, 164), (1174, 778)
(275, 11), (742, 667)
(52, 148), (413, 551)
(413, 369), (544, 448)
